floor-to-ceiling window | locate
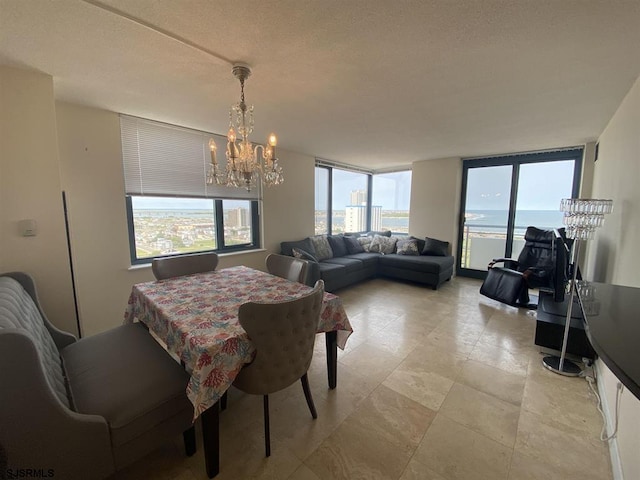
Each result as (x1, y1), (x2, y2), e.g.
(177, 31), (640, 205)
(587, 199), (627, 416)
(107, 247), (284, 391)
(315, 163), (412, 236)
(458, 149), (582, 278)
(371, 171), (412, 234)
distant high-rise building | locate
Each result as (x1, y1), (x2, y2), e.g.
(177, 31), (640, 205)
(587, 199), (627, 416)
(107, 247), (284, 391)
(370, 205), (382, 230)
(344, 189), (383, 232)
(350, 190), (367, 205)
(226, 207), (249, 228)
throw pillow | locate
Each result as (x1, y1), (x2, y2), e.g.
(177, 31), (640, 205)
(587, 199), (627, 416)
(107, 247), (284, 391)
(370, 234), (398, 254)
(310, 235), (334, 261)
(422, 237), (450, 256)
(409, 236), (426, 253)
(357, 236), (373, 252)
(280, 237), (316, 257)
(396, 238), (420, 255)
(343, 235), (365, 254)
(327, 235), (348, 257)
(292, 247), (318, 263)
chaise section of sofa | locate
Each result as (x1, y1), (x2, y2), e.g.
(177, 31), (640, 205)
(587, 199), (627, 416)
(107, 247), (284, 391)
(279, 233), (454, 292)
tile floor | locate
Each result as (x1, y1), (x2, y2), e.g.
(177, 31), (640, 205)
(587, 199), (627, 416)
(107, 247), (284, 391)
(113, 276), (613, 480)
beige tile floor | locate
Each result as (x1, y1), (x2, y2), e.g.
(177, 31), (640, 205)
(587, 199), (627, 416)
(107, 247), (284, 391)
(113, 276), (613, 480)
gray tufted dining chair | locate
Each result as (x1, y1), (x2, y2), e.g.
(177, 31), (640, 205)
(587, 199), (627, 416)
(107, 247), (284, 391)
(152, 252), (219, 280)
(265, 253), (308, 283)
(232, 280), (325, 457)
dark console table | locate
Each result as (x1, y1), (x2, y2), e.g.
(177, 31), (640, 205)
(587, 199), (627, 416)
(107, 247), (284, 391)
(577, 282), (640, 401)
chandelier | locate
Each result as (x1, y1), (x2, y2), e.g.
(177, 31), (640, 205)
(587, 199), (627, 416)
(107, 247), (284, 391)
(206, 63), (283, 191)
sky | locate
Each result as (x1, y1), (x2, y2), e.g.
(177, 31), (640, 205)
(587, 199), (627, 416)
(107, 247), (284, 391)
(465, 160), (575, 211)
(315, 169), (412, 210)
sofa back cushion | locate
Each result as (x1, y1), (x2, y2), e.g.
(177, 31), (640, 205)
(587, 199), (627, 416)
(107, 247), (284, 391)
(0, 277), (70, 408)
(281, 237), (316, 257)
(343, 236), (365, 254)
(327, 235), (348, 257)
(310, 235), (334, 261)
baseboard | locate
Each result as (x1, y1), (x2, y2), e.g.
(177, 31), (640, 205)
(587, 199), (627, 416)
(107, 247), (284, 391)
(596, 361), (624, 480)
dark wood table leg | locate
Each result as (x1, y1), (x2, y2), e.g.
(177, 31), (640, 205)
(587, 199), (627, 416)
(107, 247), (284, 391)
(202, 400), (220, 478)
(325, 330), (337, 389)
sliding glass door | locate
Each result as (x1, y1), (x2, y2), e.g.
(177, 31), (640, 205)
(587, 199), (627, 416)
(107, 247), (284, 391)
(457, 149), (582, 278)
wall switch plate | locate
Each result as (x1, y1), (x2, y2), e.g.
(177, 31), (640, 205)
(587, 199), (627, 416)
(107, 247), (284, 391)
(18, 219), (37, 236)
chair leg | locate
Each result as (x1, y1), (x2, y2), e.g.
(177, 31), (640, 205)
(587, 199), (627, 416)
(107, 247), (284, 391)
(263, 395), (271, 457)
(183, 425), (196, 456)
(300, 373), (317, 419)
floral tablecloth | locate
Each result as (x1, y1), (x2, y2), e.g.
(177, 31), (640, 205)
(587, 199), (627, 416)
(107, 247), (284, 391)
(124, 265), (352, 418)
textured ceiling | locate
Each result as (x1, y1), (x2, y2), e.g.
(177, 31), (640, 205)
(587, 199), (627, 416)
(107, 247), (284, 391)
(1, 0), (639, 169)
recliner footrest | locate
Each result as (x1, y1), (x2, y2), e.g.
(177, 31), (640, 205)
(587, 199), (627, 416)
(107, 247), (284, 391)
(480, 267), (529, 306)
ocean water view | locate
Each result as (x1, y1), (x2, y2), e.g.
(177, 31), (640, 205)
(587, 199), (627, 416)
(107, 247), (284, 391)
(465, 209), (565, 234)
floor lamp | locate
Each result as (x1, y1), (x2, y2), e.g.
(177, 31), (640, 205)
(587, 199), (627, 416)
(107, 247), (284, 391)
(542, 198), (613, 376)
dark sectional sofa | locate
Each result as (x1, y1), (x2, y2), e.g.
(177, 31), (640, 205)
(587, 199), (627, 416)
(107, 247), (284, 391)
(280, 233), (455, 292)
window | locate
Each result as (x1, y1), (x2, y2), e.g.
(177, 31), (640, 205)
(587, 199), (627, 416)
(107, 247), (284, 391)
(458, 149), (582, 277)
(371, 171), (412, 234)
(314, 167), (329, 235)
(315, 162), (411, 235)
(121, 115), (260, 264)
(332, 169), (369, 234)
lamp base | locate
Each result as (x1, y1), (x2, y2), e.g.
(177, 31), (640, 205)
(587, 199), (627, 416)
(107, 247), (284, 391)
(542, 355), (582, 376)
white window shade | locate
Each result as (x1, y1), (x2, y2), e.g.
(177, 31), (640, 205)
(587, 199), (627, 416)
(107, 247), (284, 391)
(121, 115), (260, 200)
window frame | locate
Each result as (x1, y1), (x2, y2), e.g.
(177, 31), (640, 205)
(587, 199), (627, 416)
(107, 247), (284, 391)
(126, 195), (260, 265)
(456, 148), (583, 278)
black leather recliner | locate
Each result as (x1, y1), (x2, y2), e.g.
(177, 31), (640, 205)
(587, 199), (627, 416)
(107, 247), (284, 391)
(479, 227), (570, 308)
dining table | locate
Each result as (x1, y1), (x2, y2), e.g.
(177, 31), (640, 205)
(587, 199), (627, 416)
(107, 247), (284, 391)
(123, 265), (353, 478)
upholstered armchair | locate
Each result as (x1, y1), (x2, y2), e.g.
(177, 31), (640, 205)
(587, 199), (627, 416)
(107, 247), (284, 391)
(0, 272), (195, 479)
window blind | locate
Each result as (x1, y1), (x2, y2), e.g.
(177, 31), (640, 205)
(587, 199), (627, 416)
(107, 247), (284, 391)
(120, 115), (260, 200)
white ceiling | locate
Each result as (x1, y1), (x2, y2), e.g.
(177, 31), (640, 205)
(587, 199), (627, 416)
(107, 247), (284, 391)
(1, 0), (639, 170)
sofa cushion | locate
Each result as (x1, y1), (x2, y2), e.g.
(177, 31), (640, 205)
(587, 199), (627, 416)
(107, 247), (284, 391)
(327, 235), (348, 257)
(317, 262), (346, 282)
(357, 236), (373, 252)
(369, 234), (398, 254)
(322, 257), (364, 274)
(281, 237), (316, 257)
(379, 254), (454, 274)
(422, 237), (450, 256)
(410, 236), (426, 253)
(343, 252), (380, 268)
(310, 235), (334, 261)
(61, 323), (192, 447)
(292, 247), (318, 263)
(366, 230), (392, 237)
(396, 238), (420, 255)
(343, 235), (365, 254)
(0, 277), (70, 409)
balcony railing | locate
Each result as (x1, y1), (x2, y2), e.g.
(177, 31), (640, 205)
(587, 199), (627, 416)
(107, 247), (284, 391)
(461, 223), (531, 270)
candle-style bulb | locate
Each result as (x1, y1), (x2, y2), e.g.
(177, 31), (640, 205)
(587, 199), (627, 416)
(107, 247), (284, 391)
(208, 138), (217, 163)
(227, 127), (236, 143)
(268, 133), (277, 147)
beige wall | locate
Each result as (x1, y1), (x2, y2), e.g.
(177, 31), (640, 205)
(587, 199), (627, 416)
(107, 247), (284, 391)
(0, 67), (76, 334)
(55, 101), (315, 336)
(586, 76), (640, 287)
(409, 157), (462, 256)
(586, 75), (640, 480)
